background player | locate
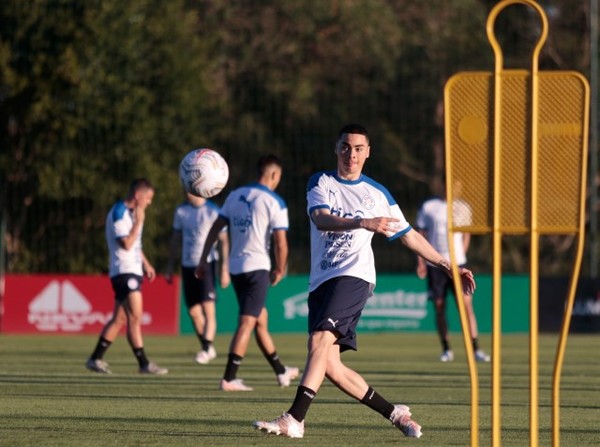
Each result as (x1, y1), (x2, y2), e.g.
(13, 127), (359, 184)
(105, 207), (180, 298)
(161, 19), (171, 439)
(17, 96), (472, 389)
(166, 191), (230, 364)
(86, 178), (168, 375)
(196, 154), (298, 391)
(416, 193), (490, 362)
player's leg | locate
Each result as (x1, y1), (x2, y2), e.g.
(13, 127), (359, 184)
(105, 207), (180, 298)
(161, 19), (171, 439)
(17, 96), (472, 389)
(462, 291), (490, 362)
(86, 275), (128, 373)
(428, 266), (453, 361)
(182, 266), (211, 362)
(197, 262), (218, 362)
(124, 287), (168, 375)
(220, 271), (263, 391)
(196, 299), (217, 362)
(324, 344), (421, 438)
(255, 307), (299, 387)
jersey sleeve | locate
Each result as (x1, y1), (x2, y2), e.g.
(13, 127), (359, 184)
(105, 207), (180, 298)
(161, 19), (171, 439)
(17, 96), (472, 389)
(306, 172), (330, 216)
(112, 202), (132, 239)
(271, 198), (289, 231)
(172, 206), (183, 231)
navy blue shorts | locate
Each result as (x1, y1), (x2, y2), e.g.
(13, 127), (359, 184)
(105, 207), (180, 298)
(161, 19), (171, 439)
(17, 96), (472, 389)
(426, 265), (467, 300)
(181, 263), (217, 309)
(308, 276), (374, 352)
(110, 274), (143, 302)
(230, 270), (270, 318)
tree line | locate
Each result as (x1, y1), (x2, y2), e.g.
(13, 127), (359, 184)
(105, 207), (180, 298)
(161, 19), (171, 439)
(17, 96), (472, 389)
(0, 0), (593, 275)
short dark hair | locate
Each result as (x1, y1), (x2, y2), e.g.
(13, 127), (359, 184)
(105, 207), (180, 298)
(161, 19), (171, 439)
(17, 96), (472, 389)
(128, 178), (154, 196)
(338, 123), (369, 143)
(257, 154), (282, 177)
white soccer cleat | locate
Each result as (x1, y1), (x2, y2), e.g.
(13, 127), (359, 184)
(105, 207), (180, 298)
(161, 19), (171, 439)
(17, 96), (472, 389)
(86, 358), (111, 374)
(277, 366), (300, 387)
(440, 350), (454, 362)
(195, 346), (217, 364)
(253, 412), (304, 438)
(139, 362), (169, 375)
(220, 378), (253, 391)
(390, 404), (422, 438)
(475, 349), (491, 362)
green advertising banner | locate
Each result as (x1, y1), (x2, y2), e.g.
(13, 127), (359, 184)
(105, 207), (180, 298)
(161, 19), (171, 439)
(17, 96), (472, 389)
(179, 274), (530, 335)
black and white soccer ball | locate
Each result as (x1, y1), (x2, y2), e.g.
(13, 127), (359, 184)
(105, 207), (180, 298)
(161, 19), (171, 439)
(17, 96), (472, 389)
(179, 148), (229, 198)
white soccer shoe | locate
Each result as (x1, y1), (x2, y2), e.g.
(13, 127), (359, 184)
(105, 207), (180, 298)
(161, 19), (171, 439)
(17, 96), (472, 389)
(440, 350), (454, 362)
(253, 412), (304, 438)
(195, 346), (217, 364)
(139, 362), (168, 375)
(86, 358), (111, 374)
(220, 378), (253, 391)
(475, 349), (491, 362)
(390, 404), (422, 438)
(277, 366), (300, 387)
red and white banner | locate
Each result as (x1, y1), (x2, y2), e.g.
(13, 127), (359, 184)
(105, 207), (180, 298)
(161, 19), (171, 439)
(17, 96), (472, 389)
(1, 274), (179, 334)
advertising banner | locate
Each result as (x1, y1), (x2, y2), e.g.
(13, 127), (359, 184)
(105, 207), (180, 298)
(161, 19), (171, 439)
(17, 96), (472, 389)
(539, 277), (600, 333)
(180, 274), (531, 335)
(2, 274), (179, 334)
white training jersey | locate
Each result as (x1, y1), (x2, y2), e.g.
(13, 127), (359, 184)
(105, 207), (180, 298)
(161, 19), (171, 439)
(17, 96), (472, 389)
(219, 182), (288, 275)
(306, 171), (412, 292)
(105, 200), (143, 277)
(172, 200), (222, 267)
(415, 196), (471, 266)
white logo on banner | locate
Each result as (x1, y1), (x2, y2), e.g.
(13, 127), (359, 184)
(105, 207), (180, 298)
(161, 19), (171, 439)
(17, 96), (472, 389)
(27, 280), (151, 332)
(282, 288), (428, 330)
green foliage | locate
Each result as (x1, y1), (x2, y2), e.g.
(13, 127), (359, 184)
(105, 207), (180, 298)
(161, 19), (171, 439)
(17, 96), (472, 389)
(0, 0), (593, 274)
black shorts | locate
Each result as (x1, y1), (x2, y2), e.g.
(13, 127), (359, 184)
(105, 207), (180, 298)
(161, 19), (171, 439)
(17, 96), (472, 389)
(181, 263), (217, 309)
(110, 274), (143, 302)
(426, 264), (467, 300)
(308, 276), (374, 352)
(230, 270), (270, 318)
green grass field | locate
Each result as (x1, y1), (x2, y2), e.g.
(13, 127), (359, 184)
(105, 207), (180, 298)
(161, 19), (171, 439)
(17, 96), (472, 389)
(1, 333), (598, 446)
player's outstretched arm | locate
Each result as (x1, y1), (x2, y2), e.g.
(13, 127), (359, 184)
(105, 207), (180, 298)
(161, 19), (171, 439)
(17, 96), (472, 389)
(400, 228), (476, 293)
(194, 216), (227, 279)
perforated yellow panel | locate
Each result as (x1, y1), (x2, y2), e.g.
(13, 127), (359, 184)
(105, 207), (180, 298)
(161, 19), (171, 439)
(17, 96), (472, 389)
(445, 70), (589, 234)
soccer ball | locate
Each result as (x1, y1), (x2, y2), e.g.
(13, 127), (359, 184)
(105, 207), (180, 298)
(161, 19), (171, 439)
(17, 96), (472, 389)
(179, 148), (229, 198)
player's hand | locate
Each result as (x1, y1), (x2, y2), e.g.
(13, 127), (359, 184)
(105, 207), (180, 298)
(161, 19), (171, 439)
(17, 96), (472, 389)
(458, 267), (476, 295)
(270, 268), (285, 286)
(416, 262), (427, 279)
(145, 264), (156, 282)
(361, 217), (400, 235)
(194, 262), (206, 280)
(220, 270), (230, 289)
(133, 204), (146, 224)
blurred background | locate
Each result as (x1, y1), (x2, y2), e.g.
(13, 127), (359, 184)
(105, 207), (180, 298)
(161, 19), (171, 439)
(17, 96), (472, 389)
(1, 0), (597, 277)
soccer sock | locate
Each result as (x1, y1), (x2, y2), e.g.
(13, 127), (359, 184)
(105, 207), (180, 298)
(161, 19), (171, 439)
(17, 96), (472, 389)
(133, 347), (149, 368)
(90, 336), (112, 360)
(265, 351), (286, 375)
(361, 387), (395, 419)
(472, 338), (479, 351)
(223, 353), (243, 381)
(201, 338), (212, 352)
(197, 333), (205, 348)
(442, 339), (451, 351)
(287, 386), (316, 422)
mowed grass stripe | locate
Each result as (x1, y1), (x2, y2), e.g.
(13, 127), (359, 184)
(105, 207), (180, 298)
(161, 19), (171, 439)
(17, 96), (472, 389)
(0, 333), (598, 446)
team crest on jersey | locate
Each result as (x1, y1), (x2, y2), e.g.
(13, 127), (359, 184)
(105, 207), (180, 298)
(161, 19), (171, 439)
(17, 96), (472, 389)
(361, 195), (375, 210)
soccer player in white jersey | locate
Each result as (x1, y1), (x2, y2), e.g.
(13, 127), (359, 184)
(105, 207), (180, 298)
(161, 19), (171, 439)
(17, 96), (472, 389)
(196, 154), (299, 391)
(253, 124), (476, 439)
(86, 178), (168, 375)
(416, 193), (490, 363)
(166, 191), (230, 364)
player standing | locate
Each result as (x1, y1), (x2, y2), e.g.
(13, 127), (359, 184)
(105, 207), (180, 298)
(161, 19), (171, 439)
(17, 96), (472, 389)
(166, 191), (230, 364)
